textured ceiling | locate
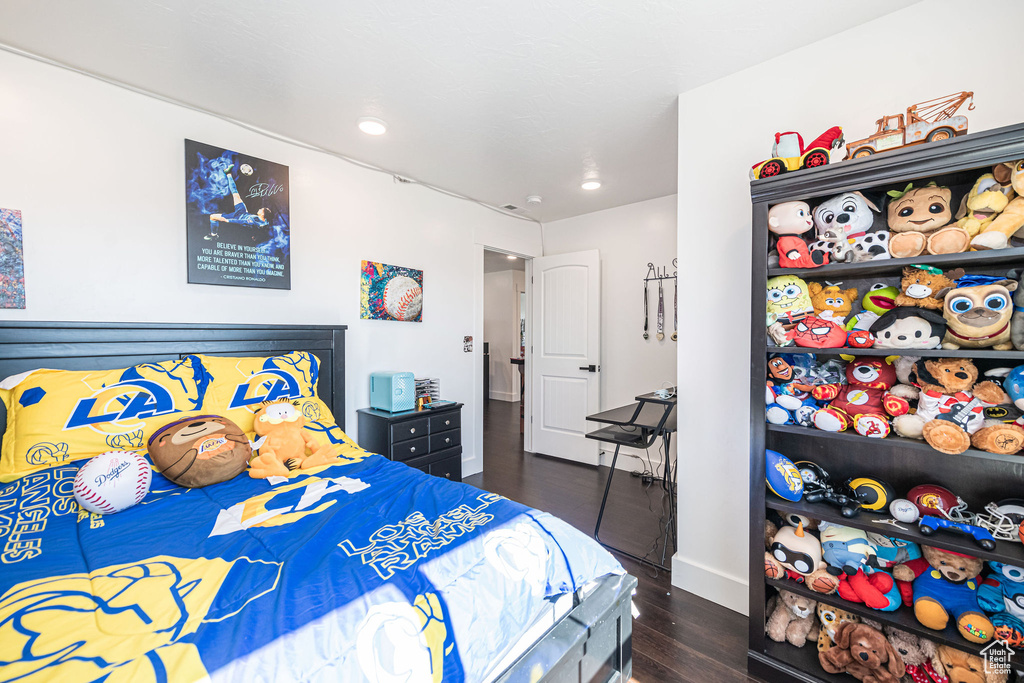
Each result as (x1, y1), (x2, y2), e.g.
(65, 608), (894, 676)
(0, 1), (915, 222)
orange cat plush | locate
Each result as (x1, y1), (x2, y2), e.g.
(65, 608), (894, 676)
(247, 399), (338, 478)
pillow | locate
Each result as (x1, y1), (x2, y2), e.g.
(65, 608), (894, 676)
(194, 352), (360, 459)
(0, 357), (210, 482)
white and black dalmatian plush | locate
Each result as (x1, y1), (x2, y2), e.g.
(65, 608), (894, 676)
(809, 191), (890, 263)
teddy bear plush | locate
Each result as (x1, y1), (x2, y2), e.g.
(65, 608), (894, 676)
(765, 587), (818, 647)
(891, 358), (1023, 455)
(896, 266), (965, 311)
(819, 621), (906, 683)
(811, 357), (910, 437)
(810, 282), (858, 325)
(936, 644), (1008, 683)
(886, 182), (968, 258)
(894, 546), (994, 644)
(882, 627), (946, 683)
(765, 522), (839, 594)
(816, 603), (860, 654)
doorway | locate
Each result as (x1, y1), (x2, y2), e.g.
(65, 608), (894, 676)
(483, 248), (529, 455)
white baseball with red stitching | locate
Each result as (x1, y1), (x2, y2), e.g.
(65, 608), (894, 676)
(383, 275), (423, 321)
(73, 450), (152, 515)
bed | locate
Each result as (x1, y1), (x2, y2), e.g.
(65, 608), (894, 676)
(0, 321), (636, 683)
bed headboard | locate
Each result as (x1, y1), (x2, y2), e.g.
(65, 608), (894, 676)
(0, 322), (347, 443)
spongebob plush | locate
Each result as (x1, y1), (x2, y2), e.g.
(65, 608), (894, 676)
(767, 275), (814, 328)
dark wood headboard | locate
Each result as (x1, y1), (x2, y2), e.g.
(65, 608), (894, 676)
(0, 322), (347, 442)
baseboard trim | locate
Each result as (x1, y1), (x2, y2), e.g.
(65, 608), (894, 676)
(488, 391), (518, 402)
(671, 553), (749, 616)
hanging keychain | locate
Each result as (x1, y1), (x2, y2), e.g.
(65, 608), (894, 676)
(657, 279), (665, 341)
(671, 276), (678, 341)
(643, 280), (649, 339)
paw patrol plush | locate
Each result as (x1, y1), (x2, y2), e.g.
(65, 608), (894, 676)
(886, 182), (967, 257)
(811, 357), (909, 437)
(769, 201), (828, 268)
(942, 276), (1018, 350)
(810, 191), (890, 262)
(972, 159), (1024, 251)
(147, 415), (253, 488)
(895, 546), (994, 644)
(895, 266), (964, 311)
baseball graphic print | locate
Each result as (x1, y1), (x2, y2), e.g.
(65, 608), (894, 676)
(73, 450), (152, 514)
(361, 261), (424, 322)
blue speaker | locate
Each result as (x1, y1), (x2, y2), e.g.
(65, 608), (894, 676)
(369, 371), (416, 412)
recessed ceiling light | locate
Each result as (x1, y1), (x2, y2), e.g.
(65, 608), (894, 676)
(526, 195), (542, 204)
(357, 117), (388, 135)
(507, 254), (518, 260)
(581, 180), (601, 190)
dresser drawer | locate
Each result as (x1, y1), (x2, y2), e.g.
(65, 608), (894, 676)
(429, 411), (460, 433)
(428, 453), (462, 482)
(391, 417), (429, 443)
(430, 429), (460, 452)
(391, 435), (429, 462)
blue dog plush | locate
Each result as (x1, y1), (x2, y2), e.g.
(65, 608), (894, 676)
(895, 546), (993, 643)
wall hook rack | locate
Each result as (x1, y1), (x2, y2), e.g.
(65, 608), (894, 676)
(644, 259), (677, 282)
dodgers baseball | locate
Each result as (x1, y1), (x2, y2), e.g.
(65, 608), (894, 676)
(383, 275), (423, 321)
(74, 450), (152, 514)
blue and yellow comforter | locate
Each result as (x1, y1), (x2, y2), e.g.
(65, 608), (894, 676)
(0, 448), (622, 682)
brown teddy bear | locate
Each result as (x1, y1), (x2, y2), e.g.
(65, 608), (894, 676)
(882, 627), (946, 683)
(819, 622), (905, 683)
(895, 266), (964, 311)
(147, 414), (253, 488)
(765, 588), (817, 647)
(894, 546), (993, 644)
(816, 603), (860, 654)
(891, 358), (1023, 455)
(809, 282), (858, 325)
(936, 644), (1008, 683)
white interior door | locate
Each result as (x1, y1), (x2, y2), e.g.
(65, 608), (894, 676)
(530, 249), (601, 465)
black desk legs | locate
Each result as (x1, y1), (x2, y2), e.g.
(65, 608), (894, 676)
(594, 443), (673, 572)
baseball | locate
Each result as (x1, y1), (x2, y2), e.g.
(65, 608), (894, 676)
(74, 450), (152, 515)
(383, 275), (423, 321)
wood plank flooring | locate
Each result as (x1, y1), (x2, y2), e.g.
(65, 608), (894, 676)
(465, 400), (760, 683)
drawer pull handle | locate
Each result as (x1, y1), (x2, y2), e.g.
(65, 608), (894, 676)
(445, 437), (451, 444)
(410, 447), (416, 453)
(445, 420), (450, 426)
(410, 428), (416, 434)
(445, 473), (450, 479)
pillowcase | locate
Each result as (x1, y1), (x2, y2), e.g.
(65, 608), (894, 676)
(194, 352), (359, 457)
(0, 357), (210, 482)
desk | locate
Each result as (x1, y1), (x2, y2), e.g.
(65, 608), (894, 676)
(586, 390), (676, 570)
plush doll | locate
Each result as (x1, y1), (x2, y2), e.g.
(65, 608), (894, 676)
(891, 358), (1022, 455)
(810, 191), (890, 262)
(942, 276), (1018, 350)
(790, 315), (848, 348)
(886, 182), (967, 258)
(894, 546), (994, 644)
(936, 644), (1008, 683)
(866, 533), (922, 607)
(810, 282), (857, 324)
(818, 227), (856, 263)
(819, 521), (875, 576)
(846, 284), (900, 331)
(978, 562), (1024, 647)
(846, 330), (876, 348)
(769, 201), (828, 268)
(816, 603), (860, 654)
(765, 522), (839, 594)
(247, 399), (339, 478)
(147, 415), (254, 488)
(765, 355), (815, 424)
(811, 357), (910, 437)
(972, 159), (1024, 251)
(765, 587), (818, 647)
(870, 307), (946, 350)
(767, 274), (815, 331)
(954, 173), (1014, 242)
(896, 266), (965, 311)
(819, 622), (905, 683)
(1010, 270), (1024, 351)
(882, 627), (947, 683)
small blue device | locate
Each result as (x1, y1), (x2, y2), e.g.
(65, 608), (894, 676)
(369, 371), (416, 412)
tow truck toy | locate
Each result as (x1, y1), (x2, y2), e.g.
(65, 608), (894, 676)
(845, 91), (975, 160)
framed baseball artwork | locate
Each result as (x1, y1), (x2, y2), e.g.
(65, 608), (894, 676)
(360, 261), (423, 322)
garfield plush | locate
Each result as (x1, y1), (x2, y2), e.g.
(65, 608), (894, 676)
(809, 282), (857, 325)
(247, 399), (338, 478)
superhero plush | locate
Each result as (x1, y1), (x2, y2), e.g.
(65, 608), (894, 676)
(768, 201), (827, 269)
(790, 315), (848, 348)
(764, 523), (838, 595)
(978, 562), (1024, 646)
(811, 357), (910, 437)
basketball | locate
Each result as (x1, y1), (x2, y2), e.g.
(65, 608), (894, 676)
(73, 450), (152, 515)
(383, 275), (423, 321)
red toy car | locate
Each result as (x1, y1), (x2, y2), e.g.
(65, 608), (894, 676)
(751, 127), (845, 179)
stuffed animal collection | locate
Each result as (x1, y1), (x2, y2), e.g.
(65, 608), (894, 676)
(810, 191), (891, 263)
(765, 587), (819, 647)
(819, 621), (906, 683)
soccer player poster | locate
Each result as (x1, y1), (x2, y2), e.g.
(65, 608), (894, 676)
(185, 140), (290, 289)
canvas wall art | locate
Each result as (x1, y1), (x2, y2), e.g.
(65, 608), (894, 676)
(185, 139), (291, 289)
(361, 261), (423, 322)
(0, 208), (25, 309)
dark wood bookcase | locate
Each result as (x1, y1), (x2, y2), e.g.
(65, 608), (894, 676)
(747, 122), (1024, 682)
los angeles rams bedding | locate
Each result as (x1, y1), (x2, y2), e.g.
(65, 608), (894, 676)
(0, 445), (623, 682)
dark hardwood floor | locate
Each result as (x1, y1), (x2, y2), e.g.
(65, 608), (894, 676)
(465, 399), (759, 683)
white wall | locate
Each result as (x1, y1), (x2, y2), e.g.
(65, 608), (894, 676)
(675, 0), (1024, 615)
(484, 269), (525, 401)
(0, 48), (543, 477)
(544, 195), (677, 470)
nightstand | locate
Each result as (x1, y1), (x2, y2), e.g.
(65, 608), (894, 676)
(356, 403), (463, 481)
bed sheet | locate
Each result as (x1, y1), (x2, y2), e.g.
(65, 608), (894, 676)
(0, 446), (623, 682)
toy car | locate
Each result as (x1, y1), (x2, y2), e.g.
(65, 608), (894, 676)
(750, 127), (844, 180)
(918, 515), (997, 551)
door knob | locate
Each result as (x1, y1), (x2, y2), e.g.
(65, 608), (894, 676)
(579, 364), (597, 372)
